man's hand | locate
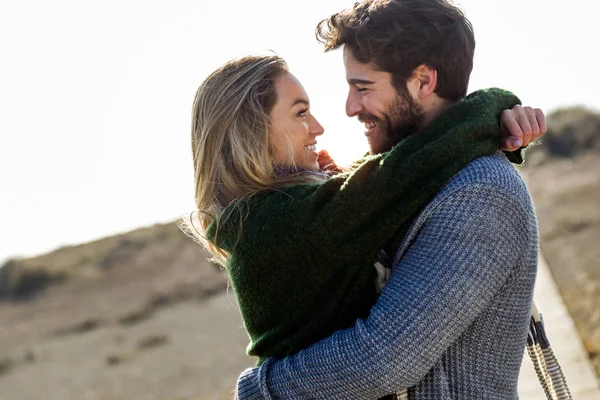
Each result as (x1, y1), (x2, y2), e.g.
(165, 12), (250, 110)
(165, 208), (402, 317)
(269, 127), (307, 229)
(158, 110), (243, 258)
(500, 105), (546, 151)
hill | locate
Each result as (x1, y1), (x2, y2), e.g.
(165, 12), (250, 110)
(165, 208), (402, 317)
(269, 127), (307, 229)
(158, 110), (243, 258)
(0, 222), (254, 400)
(523, 105), (600, 166)
(0, 222), (225, 302)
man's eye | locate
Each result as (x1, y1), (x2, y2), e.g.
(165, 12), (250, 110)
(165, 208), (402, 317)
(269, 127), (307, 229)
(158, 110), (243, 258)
(357, 87), (368, 93)
(298, 109), (308, 117)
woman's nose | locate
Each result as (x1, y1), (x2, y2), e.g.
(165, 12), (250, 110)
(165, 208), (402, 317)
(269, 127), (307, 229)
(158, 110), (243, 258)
(310, 115), (325, 136)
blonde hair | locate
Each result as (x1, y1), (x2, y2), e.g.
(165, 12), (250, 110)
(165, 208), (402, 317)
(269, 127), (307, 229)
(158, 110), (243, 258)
(181, 54), (322, 265)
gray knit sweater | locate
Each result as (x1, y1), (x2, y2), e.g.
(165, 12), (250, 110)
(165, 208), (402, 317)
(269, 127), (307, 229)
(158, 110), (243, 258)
(236, 151), (539, 399)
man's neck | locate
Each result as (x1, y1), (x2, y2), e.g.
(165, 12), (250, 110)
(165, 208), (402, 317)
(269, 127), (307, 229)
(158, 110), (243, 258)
(423, 98), (457, 126)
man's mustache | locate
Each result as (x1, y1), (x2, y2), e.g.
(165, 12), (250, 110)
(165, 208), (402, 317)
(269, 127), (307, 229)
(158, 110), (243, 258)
(357, 113), (380, 123)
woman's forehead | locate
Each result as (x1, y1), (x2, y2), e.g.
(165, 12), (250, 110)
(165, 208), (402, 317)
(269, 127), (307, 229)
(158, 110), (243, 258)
(275, 72), (310, 107)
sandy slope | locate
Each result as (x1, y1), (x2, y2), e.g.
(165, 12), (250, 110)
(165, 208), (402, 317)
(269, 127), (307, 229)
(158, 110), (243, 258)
(0, 291), (253, 400)
(0, 228), (255, 400)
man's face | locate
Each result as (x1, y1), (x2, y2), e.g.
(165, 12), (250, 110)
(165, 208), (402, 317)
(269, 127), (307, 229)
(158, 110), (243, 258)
(343, 47), (425, 154)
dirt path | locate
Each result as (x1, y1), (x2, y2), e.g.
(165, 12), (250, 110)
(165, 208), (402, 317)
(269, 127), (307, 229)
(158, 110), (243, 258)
(519, 254), (600, 399)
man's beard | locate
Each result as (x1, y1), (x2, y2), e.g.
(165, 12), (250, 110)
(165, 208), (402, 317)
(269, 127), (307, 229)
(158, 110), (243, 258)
(365, 88), (425, 154)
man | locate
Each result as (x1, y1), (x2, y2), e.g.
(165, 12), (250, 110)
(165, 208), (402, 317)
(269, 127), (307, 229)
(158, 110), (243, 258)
(236, 0), (543, 398)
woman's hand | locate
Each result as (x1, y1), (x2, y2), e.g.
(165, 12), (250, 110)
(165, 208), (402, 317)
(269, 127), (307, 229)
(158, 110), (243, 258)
(500, 105), (546, 151)
(318, 149), (344, 173)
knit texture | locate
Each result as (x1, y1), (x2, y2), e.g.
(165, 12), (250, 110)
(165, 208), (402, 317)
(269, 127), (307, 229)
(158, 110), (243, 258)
(207, 88), (521, 365)
(236, 152), (539, 399)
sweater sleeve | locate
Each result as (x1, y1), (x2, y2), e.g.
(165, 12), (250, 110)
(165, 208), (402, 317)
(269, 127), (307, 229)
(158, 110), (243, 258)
(235, 182), (534, 399)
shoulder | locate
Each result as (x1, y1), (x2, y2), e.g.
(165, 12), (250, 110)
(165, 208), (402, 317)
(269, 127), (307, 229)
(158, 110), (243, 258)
(393, 151), (538, 263)
(444, 151), (528, 196)
(433, 151), (533, 212)
(404, 151), (537, 240)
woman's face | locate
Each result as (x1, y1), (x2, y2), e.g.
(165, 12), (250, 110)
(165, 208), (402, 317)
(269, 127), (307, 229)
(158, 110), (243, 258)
(269, 72), (325, 171)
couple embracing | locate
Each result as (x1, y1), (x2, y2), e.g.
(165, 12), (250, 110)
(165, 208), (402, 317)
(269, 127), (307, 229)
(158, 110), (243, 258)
(185, 1), (545, 398)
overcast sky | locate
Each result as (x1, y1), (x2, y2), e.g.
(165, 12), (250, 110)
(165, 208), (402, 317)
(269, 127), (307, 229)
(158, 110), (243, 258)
(1, 0), (598, 263)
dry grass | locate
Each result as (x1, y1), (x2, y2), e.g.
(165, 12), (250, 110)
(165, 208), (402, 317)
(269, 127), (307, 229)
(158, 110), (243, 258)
(0, 222), (192, 300)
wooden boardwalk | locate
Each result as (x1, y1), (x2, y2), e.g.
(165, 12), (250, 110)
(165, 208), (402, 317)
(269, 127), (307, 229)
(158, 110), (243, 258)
(518, 254), (600, 399)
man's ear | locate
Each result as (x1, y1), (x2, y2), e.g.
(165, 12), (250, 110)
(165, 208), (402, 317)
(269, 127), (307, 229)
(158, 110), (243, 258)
(412, 64), (438, 98)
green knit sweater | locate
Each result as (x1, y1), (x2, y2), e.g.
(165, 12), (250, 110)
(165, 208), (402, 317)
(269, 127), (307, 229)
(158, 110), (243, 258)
(207, 88), (522, 365)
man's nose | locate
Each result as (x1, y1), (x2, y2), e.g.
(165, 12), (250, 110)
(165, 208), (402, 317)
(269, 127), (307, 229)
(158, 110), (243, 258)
(345, 90), (362, 117)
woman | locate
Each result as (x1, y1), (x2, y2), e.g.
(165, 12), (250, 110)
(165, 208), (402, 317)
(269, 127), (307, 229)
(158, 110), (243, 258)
(183, 54), (540, 366)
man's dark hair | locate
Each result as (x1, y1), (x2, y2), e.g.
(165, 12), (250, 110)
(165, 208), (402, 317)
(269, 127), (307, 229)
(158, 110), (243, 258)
(316, 0), (475, 102)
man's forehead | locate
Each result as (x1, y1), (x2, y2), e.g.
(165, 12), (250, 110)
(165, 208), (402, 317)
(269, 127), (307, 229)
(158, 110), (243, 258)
(343, 46), (365, 69)
(343, 46), (387, 78)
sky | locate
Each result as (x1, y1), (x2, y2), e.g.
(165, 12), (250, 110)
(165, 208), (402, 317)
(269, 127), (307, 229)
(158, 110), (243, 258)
(1, 0), (599, 263)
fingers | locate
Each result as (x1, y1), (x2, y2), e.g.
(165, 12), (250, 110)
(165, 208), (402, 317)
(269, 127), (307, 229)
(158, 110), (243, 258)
(500, 136), (521, 152)
(519, 107), (547, 145)
(500, 110), (523, 148)
(515, 106), (533, 147)
(502, 105), (547, 147)
(534, 108), (547, 142)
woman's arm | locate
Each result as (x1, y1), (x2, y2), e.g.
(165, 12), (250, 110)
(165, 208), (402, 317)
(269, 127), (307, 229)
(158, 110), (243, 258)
(500, 105), (546, 152)
(213, 89), (520, 258)
(301, 89), (521, 256)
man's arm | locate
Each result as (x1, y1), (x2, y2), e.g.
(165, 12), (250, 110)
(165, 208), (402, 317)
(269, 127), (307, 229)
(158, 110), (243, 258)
(237, 181), (534, 399)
